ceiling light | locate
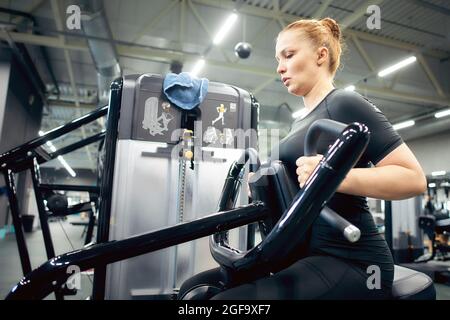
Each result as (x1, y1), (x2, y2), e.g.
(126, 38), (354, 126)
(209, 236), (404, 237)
(213, 13), (238, 45)
(435, 109), (450, 119)
(57, 156), (76, 177)
(39, 130), (76, 177)
(431, 171), (446, 177)
(392, 120), (415, 131)
(428, 183), (436, 188)
(344, 85), (355, 91)
(378, 56), (416, 77)
(189, 59), (205, 77)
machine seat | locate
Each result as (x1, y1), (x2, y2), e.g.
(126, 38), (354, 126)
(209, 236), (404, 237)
(392, 265), (436, 300)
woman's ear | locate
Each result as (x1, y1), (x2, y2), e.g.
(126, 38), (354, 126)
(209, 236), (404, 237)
(317, 46), (329, 66)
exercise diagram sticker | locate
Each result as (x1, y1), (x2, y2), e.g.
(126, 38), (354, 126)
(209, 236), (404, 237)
(212, 103), (227, 126)
(142, 97), (174, 136)
(204, 126), (219, 144)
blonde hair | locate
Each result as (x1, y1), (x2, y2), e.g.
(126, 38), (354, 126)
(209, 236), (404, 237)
(279, 18), (345, 75)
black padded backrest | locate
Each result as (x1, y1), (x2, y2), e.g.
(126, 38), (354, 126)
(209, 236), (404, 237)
(265, 161), (310, 272)
(251, 161), (299, 237)
(269, 161), (299, 213)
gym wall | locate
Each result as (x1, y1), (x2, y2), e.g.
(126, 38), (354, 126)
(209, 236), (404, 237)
(408, 131), (450, 174)
(0, 50), (44, 228)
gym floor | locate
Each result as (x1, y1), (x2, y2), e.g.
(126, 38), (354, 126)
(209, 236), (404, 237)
(1, 218), (450, 300)
(0, 218), (93, 300)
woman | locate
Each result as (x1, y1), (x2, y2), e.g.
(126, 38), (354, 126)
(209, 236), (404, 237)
(213, 18), (426, 300)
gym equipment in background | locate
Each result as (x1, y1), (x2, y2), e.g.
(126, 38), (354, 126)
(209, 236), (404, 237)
(0, 107), (106, 299)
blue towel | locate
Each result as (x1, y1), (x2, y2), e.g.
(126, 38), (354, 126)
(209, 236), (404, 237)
(163, 72), (209, 110)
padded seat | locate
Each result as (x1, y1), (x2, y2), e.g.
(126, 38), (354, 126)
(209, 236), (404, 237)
(392, 265), (436, 300)
(179, 265), (436, 300)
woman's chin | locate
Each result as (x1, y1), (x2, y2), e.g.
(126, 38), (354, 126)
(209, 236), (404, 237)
(287, 86), (303, 96)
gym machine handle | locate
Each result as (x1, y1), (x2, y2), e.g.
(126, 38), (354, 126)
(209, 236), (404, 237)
(304, 119), (361, 243)
(304, 118), (347, 156)
(320, 206), (361, 243)
(210, 121), (370, 277)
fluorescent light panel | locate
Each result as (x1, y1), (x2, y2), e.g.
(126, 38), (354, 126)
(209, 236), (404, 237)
(57, 156), (76, 177)
(213, 13), (238, 45)
(378, 56), (416, 77)
(431, 171), (446, 177)
(38, 130), (76, 177)
(435, 109), (450, 119)
(392, 120), (415, 131)
(344, 85), (355, 91)
(189, 59), (205, 77)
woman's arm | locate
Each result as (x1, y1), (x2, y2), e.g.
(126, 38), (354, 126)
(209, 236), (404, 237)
(338, 143), (427, 200)
(296, 143), (427, 200)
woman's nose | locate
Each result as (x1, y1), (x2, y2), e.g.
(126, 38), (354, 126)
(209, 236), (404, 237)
(277, 61), (286, 74)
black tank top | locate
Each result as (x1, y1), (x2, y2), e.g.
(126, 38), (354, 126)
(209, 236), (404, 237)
(273, 88), (401, 287)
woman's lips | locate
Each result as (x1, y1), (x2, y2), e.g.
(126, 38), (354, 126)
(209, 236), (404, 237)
(283, 78), (291, 86)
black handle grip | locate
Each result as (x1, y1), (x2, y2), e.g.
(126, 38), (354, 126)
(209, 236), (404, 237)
(304, 119), (347, 156)
(304, 119), (361, 243)
(321, 207), (360, 242)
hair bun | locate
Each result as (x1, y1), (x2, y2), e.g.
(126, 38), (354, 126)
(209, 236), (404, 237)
(321, 18), (341, 40)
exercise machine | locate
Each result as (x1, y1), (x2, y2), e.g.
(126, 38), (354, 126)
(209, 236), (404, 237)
(4, 74), (435, 300)
(0, 107), (106, 298)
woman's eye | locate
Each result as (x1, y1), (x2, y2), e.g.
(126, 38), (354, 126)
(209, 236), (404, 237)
(286, 53), (293, 59)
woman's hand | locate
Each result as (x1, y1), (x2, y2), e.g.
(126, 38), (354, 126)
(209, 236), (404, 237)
(295, 155), (324, 188)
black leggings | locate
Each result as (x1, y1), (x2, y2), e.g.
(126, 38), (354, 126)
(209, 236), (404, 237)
(180, 256), (392, 300)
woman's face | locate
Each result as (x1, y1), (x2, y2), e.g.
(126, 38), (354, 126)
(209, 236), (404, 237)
(275, 30), (321, 96)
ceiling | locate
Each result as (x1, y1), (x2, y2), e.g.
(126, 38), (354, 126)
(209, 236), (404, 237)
(0, 0), (449, 171)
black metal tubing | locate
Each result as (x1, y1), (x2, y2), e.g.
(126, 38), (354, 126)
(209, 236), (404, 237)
(0, 106), (106, 288)
(39, 184), (100, 193)
(0, 104), (107, 300)
(2, 170), (32, 275)
(48, 202), (93, 217)
(85, 210), (96, 245)
(48, 131), (106, 159)
(29, 158), (64, 300)
(304, 119), (362, 242)
(8, 132), (106, 173)
(304, 119), (347, 156)
(93, 78), (123, 300)
(30, 159), (56, 260)
(209, 123), (370, 280)
(0, 105), (108, 167)
(6, 202), (268, 300)
(212, 149), (260, 251)
(384, 200), (393, 253)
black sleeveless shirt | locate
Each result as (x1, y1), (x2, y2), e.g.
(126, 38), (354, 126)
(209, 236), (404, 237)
(274, 88), (402, 287)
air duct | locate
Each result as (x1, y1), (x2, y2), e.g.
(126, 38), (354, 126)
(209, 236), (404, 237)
(78, 0), (121, 105)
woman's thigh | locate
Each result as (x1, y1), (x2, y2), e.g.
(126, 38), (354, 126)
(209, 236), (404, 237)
(212, 256), (390, 300)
